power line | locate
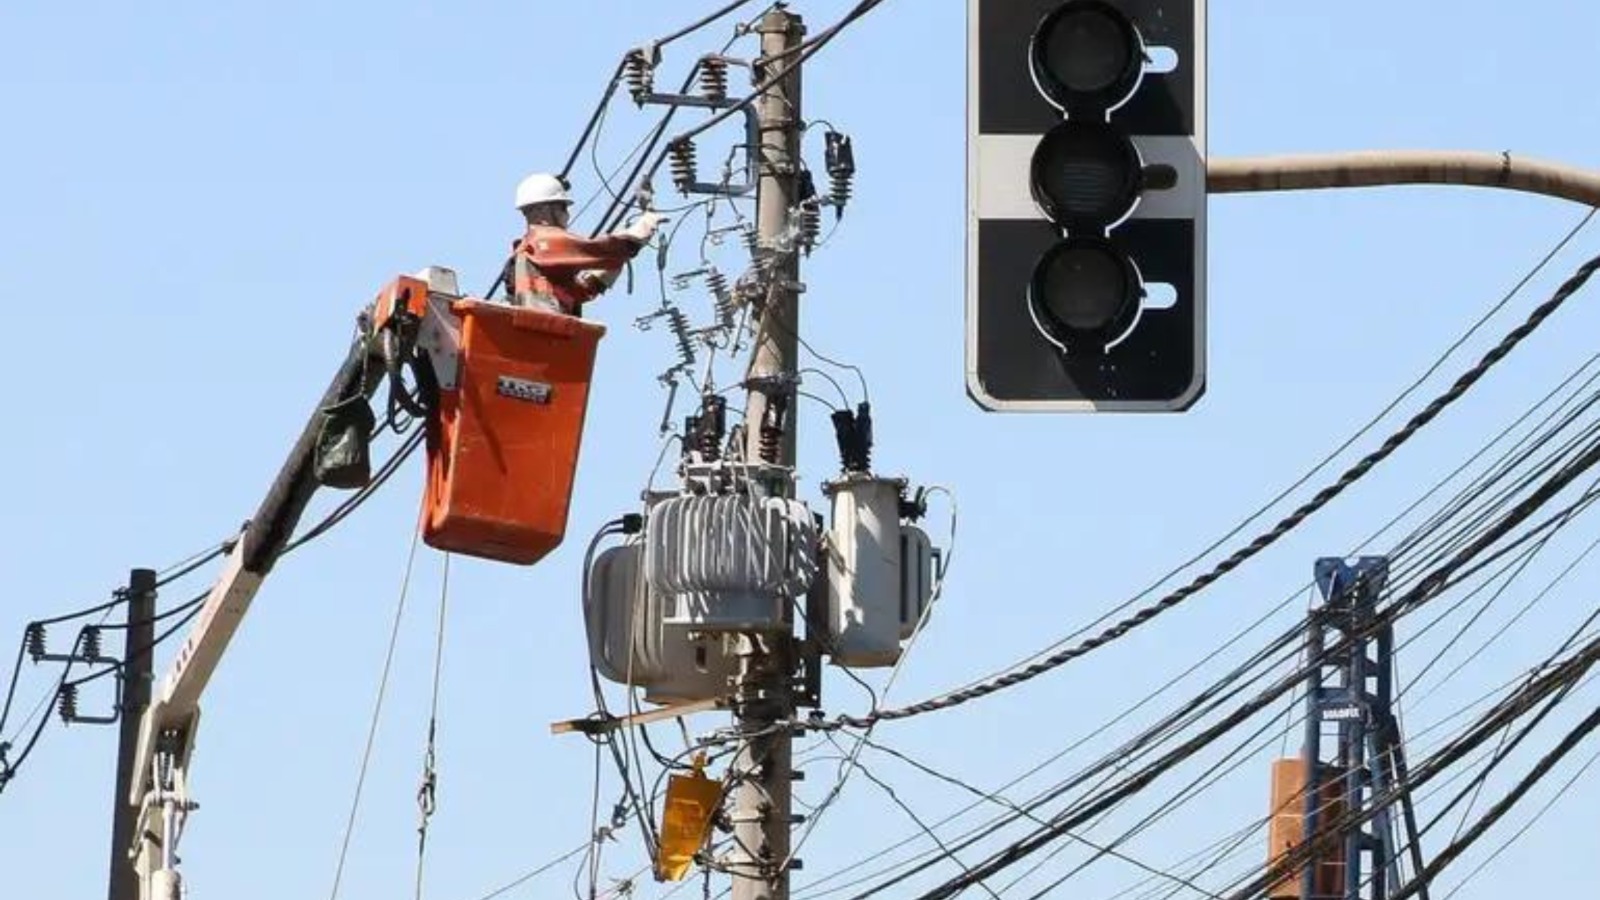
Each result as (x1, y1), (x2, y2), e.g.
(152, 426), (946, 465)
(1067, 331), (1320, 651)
(0, 659), (75, 794)
(1279, 679), (1600, 900)
(854, 735), (1225, 900)
(596, 0), (889, 238)
(829, 416), (1600, 900)
(328, 527), (423, 900)
(671, 0), (889, 148)
(1435, 740), (1600, 900)
(906, 214), (1600, 709)
(465, 841), (592, 900)
(822, 249), (1600, 733)
(898, 454), (1600, 900)
(1211, 630), (1600, 900)
(829, 737), (1001, 900)
(559, 0), (768, 183)
(789, 584), (1308, 900)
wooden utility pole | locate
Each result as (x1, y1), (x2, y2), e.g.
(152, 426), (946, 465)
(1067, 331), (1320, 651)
(107, 568), (157, 900)
(733, 7), (804, 900)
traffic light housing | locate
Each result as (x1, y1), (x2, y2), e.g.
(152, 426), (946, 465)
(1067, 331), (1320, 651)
(966, 0), (1207, 412)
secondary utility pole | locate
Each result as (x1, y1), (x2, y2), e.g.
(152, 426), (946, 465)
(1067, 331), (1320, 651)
(733, 7), (804, 900)
(107, 568), (157, 900)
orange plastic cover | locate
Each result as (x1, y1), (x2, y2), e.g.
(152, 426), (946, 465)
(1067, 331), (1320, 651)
(1265, 757), (1347, 900)
(422, 299), (606, 565)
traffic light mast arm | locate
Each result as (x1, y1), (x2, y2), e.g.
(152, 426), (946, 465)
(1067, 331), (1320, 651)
(1209, 150), (1600, 209)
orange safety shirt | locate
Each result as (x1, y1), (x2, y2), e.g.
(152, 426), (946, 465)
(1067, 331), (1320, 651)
(512, 225), (645, 314)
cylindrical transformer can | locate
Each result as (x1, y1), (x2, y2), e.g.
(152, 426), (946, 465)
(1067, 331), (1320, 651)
(824, 474), (906, 667)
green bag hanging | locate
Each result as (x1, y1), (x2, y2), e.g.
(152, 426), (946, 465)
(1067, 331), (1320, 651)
(314, 394), (376, 490)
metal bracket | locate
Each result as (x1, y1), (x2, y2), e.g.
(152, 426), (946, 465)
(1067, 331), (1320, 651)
(641, 94), (762, 198)
(1314, 556), (1390, 609)
(415, 294), (462, 391)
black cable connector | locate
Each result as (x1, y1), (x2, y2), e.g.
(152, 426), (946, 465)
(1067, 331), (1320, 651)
(621, 513), (644, 535)
(831, 402), (875, 474)
(898, 486), (929, 523)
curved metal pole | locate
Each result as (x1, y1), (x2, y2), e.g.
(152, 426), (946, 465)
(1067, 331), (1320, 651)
(1208, 151), (1600, 209)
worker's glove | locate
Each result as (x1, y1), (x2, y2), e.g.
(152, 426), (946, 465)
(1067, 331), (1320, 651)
(621, 210), (667, 243)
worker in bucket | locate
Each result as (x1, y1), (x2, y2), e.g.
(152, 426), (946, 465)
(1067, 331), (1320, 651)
(508, 172), (665, 314)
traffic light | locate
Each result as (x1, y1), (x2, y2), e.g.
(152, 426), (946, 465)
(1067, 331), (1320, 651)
(966, 0), (1207, 412)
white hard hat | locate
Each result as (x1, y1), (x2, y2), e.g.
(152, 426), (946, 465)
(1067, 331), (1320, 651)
(515, 172), (572, 209)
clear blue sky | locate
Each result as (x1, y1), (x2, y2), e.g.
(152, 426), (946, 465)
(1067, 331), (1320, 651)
(4, 1), (1600, 897)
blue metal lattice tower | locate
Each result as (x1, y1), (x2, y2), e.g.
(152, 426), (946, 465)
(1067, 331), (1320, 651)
(1297, 557), (1429, 900)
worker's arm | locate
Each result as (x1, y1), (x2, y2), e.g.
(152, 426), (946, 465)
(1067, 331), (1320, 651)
(526, 229), (646, 272)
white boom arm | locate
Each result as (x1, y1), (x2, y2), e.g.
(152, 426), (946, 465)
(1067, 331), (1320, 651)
(127, 545), (264, 900)
(125, 267), (462, 900)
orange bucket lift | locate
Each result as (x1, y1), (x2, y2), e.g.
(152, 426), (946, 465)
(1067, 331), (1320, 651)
(373, 272), (606, 566)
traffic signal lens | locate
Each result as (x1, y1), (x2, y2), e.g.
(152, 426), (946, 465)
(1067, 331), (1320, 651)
(1030, 121), (1143, 229)
(1046, 9), (1127, 92)
(1031, 1), (1145, 111)
(1030, 238), (1142, 348)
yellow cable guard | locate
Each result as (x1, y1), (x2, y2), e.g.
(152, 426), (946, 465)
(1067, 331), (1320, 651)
(655, 752), (723, 882)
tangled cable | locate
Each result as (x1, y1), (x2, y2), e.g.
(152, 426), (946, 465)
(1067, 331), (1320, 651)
(819, 250), (1600, 733)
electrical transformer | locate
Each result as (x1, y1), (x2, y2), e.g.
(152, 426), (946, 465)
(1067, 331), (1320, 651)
(822, 474), (939, 668)
(584, 390), (946, 695)
(584, 536), (739, 706)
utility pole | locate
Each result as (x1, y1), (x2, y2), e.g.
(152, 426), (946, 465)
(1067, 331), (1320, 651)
(107, 568), (157, 900)
(733, 7), (804, 900)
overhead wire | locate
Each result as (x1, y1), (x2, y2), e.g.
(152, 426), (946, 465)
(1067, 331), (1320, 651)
(824, 733), (1001, 900)
(414, 552), (452, 900)
(328, 527), (423, 900)
(285, 425), (424, 555)
(1129, 661), (1600, 900)
(655, 0), (767, 48)
(600, 0), (888, 238)
(1003, 700), (1296, 900)
(0, 657), (75, 794)
(1400, 488), (1600, 716)
(1435, 741), (1600, 899)
(792, 633), (1308, 899)
(810, 414), (1600, 900)
(594, 31), (752, 237)
(671, 336), (1600, 900)
(1101, 661), (1596, 900)
(854, 735), (1225, 900)
(890, 445), (1600, 900)
(1302, 666), (1600, 900)
(560, 0), (767, 185)
(1434, 595), (1600, 847)
(821, 249), (1600, 733)
(1203, 624), (1600, 900)
(3, 413), (423, 776)
(465, 840), (593, 900)
(913, 214), (1600, 705)
(669, 0), (889, 149)
(788, 584), (1307, 900)
(0, 583), (210, 795)
(54, 592), (209, 693)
